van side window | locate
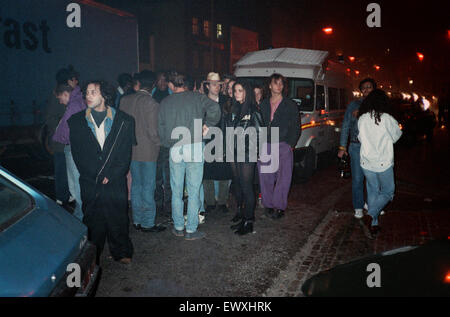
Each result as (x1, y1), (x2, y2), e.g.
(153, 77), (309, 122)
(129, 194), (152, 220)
(288, 79), (314, 112)
(339, 88), (348, 109)
(328, 87), (339, 110)
(316, 85), (325, 110)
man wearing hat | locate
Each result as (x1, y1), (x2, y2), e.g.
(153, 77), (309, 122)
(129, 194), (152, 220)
(202, 72), (232, 215)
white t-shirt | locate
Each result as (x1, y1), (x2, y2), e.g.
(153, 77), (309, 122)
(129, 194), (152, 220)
(357, 112), (402, 172)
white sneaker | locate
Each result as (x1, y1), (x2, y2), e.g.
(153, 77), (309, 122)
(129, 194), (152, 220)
(364, 203), (385, 215)
(56, 200), (63, 205)
(199, 212), (205, 224)
(68, 196), (75, 203)
(354, 209), (364, 219)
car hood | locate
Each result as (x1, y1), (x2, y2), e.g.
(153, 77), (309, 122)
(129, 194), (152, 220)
(0, 201), (87, 297)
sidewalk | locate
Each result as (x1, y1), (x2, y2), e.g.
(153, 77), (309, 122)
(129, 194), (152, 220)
(264, 185), (450, 296)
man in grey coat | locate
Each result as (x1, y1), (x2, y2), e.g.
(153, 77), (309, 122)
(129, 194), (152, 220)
(120, 70), (166, 233)
(158, 71), (220, 240)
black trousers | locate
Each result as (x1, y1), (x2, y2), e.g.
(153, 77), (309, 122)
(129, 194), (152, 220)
(81, 179), (133, 263)
(231, 162), (256, 221)
(155, 146), (171, 209)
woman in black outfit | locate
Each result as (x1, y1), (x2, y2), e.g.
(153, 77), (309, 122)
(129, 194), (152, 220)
(227, 80), (264, 235)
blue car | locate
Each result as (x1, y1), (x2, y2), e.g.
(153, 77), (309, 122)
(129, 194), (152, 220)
(0, 166), (99, 296)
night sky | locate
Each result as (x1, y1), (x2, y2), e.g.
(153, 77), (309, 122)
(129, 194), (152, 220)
(99, 0), (449, 93)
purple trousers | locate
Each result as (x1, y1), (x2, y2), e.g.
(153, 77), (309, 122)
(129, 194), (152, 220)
(257, 142), (293, 211)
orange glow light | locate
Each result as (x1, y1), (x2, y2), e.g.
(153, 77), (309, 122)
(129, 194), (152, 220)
(374, 65), (381, 71)
(445, 272), (450, 283)
(323, 27), (333, 35)
(348, 56), (355, 62)
(355, 70), (360, 75)
(416, 52), (424, 61)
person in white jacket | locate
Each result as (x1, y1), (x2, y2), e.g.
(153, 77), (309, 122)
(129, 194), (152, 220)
(357, 89), (402, 236)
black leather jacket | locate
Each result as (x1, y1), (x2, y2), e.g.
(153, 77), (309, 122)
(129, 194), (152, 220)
(225, 102), (264, 162)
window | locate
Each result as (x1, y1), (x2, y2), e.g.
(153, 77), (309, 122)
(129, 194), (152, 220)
(216, 24), (223, 39)
(339, 88), (348, 109)
(192, 18), (199, 35)
(203, 20), (210, 37)
(288, 79), (315, 112)
(0, 175), (33, 231)
(328, 87), (339, 110)
(316, 85), (325, 110)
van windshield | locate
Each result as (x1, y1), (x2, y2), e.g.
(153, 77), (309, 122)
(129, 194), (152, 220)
(238, 77), (314, 112)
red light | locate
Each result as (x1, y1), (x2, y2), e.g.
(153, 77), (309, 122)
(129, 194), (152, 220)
(346, 68), (351, 72)
(445, 272), (450, 284)
(322, 27), (333, 35)
(374, 65), (381, 71)
(348, 56), (355, 62)
(416, 52), (424, 61)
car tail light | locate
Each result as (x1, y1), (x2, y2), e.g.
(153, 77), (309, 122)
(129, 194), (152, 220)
(81, 258), (97, 292)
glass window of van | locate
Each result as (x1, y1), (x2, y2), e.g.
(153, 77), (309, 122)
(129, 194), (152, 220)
(328, 87), (339, 110)
(288, 79), (314, 112)
(339, 88), (348, 109)
(316, 85), (325, 110)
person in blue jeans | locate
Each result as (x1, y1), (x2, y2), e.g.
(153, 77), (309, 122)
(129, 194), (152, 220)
(120, 70), (165, 233)
(338, 78), (376, 219)
(357, 89), (402, 236)
(158, 71), (220, 240)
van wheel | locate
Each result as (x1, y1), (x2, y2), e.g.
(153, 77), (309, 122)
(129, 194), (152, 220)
(294, 146), (316, 183)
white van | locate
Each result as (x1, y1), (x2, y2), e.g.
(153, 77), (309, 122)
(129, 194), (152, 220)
(234, 47), (355, 181)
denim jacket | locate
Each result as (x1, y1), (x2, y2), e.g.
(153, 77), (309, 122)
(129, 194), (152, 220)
(340, 99), (362, 147)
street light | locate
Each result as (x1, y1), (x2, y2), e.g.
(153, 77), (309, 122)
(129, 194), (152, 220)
(348, 56), (355, 62)
(374, 65), (381, 71)
(416, 52), (424, 62)
(322, 27), (333, 35)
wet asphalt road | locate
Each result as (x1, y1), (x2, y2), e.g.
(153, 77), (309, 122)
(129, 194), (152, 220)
(1, 127), (449, 296)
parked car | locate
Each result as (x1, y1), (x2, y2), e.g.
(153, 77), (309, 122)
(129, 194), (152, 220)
(0, 166), (99, 297)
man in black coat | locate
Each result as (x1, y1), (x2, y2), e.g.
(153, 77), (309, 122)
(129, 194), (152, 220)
(68, 80), (135, 264)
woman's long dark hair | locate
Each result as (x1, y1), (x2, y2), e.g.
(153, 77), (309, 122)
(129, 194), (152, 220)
(357, 89), (392, 125)
(231, 80), (256, 118)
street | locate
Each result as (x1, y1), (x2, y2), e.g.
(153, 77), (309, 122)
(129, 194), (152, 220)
(2, 127), (449, 297)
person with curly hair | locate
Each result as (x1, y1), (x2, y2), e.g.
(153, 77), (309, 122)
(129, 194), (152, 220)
(357, 89), (402, 237)
(68, 80), (136, 264)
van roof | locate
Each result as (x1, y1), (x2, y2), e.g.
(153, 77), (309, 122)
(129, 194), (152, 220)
(235, 48), (329, 68)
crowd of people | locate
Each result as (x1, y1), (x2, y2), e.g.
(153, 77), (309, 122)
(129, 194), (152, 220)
(45, 66), (401, 264)
(45, 66), (300, 264)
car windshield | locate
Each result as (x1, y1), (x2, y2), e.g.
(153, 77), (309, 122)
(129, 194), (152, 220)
(0, 175), (33, 231)
(238, 77), (314, 112)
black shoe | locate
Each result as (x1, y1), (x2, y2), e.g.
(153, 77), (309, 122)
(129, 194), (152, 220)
(265, 208), (274, 218)
(271, 209), (285, 219)
(141, 224), (166, 233)
(230, 219), (244, 230)
(235, 221), (253, 235)
(369, 225), (381, 236)
(215, 204), (229, 213)
(231, 212), (243, 223)
(133, 224), (142, 231)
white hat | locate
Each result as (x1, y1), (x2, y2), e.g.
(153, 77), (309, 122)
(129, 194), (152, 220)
(206, 72), (222, 83)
